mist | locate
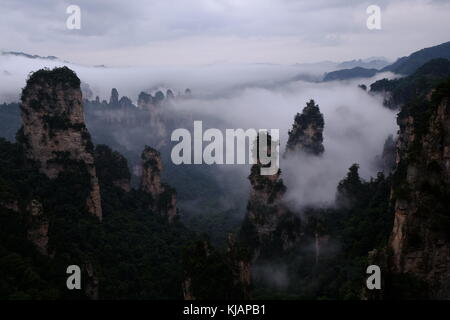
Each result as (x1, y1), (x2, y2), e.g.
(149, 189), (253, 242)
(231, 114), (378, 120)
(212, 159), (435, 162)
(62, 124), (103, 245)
(167, 73), (397, 210)
(0, 54), (329, 103)
(0, 54), (397, 214)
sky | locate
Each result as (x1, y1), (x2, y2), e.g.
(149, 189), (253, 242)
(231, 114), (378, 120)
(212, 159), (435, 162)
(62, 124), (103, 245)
(1, 0), (450, 67)
(0, 0), (404, 213)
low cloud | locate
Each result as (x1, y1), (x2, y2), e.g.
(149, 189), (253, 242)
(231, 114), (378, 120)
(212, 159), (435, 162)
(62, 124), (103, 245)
(0, 54), (397, 214)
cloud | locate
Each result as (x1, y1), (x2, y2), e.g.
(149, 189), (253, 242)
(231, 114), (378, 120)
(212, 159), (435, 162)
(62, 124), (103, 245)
(1, 0), (449, 66)
(0, 51), (397, 218)
(166, 72), (397, 209)
(0, 54), (327, 102)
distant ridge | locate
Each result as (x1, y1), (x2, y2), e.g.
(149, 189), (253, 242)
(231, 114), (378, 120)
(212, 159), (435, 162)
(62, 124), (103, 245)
(1, 51), (59, 61)
(323, 67), (378, 82)
(370, 58), (450, 109)
(322, 41), (450, 81)
(337, 57), (390, 70)
(381, 41), (450, 75)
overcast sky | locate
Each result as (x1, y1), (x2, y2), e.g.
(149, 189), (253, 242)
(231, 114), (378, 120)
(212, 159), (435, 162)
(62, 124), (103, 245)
(1, 0), (450, 66)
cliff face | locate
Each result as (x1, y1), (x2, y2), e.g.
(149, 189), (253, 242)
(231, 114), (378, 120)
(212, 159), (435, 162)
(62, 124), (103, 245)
(240, 161), (302, 261)
(19, 67), (102, 220)
(379, 134), (396, 174)
(388, 80), (450, 298)
(140, 146), (177, 222)
(285, 99), (324, 156)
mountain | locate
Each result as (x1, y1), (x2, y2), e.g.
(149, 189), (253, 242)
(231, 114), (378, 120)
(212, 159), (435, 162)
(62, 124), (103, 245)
(382, 41), (450, 75)
(240, 133), (302, 262)
(337, 57), (390, 70)
(18, 67), (102, 220)
(370, 58), (450, 109)
(323, 41), (450, 82)
(0, 67), (197, 299)
(285, 99), (325, 156)
(140, 146), (178, 223)
(1, 48), (450, 300)
(323, 67), (378, 82)
(368, 76), (450, 299)
(1, 51), (59, 61)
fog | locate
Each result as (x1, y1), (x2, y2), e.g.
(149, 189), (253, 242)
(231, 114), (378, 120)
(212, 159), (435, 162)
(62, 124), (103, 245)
(0, 54), (330, 103)
(0, 54), (397, 212)
(168, 73), (397, 209)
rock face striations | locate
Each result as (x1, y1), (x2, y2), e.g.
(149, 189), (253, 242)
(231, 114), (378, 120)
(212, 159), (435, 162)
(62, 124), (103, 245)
(285, 99), (325, 156)
(19, 67), (102, 220)
(387, 79), (450, 298)
(140, 146), (177, 223)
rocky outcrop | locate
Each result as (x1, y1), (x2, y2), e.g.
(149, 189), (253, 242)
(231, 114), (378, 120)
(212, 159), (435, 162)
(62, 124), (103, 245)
(285, 99), (325, 156)
(241, 135), (302, 261)
(19, 66), (102, 220)
(387, 80), (450, 299)
(118, 96), (133, 109)
(166, 89), (174, 100)
(140, 146), (177, 222)
(138, 91), (153, 107)
(137, 91), (167, 142)
(109, 88), (119, 106)
(141, 146), (163, 195)
(153, 91), (165, 105)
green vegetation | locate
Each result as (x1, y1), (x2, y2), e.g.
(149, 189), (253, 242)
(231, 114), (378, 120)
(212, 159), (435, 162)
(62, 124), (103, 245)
(0, 139), (194, 299)
(251, 165), (393, 299)
(182, 237), (248, 300)
(286, 99), (324, 155)
(24, 67), (81, 91)
(370, 58), (450, 109)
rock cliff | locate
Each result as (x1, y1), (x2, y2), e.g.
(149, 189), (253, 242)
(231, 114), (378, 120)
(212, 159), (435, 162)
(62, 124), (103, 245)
(387, 78), (450, 298)
(285, 99), (325, 156)
(18, 67), (102, 220)
(140, 146), (177, 222)
(240, 134), (302, 261)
